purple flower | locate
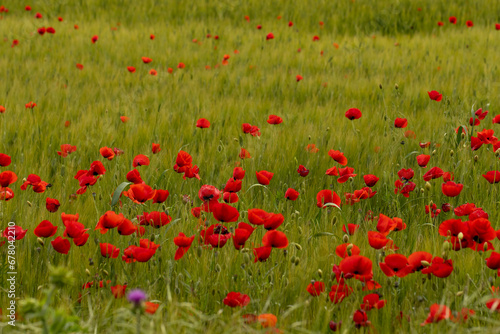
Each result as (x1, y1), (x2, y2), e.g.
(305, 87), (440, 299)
(127, 289), (147, 306)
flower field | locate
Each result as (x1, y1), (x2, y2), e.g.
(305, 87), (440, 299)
(1, 0), (500, 333)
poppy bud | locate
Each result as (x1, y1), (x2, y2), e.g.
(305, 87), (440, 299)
(318, 269), (323, 278)
(495, 149), (500, 157)
(37, 237), (44, 246)
(456, 291), (463, 297)
(425, 182), (431, 191)
(326, 127), (330, 131)
(461, 132), (466, 139)
(420, 260), (430, 267)
(150, 234), (155, 242)
(243, 252), (251, 263)
(175, 287), (181, 295)
(332, 217), (337, 225)
(308, 136), (311, 140)
(379, 83), (383, 89)
(432, 150), (436, 156)
(298, 226), (303, 234)
(103, 270), (109, 276)
(294, 243), (302, 251)
(349, 177), (353, 182)
(214, 264), (221, 272)
(450, 150), (454, 157)
(474, 155), (478, 162)
(420, 188), (424, 193)
(196, 246), (202, 257)
(342, 234), (349, 243)
(86, 269), (91, 276)
(458, 232), (464, 240)
(290, 255), (296, 263)
(346, 243), (353, 251)
(395, 83), (399, 89)
(443, 241), (450, 252)
(294, 258), (300, 266)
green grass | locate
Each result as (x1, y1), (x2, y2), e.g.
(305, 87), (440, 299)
(1, 0), (500, 333)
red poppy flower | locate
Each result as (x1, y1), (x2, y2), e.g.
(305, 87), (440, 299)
(117, 219), (137, 235)
(51, 236), (70, 254)
(132, 154), (150, 167)
(253, 246), (272, 262)
(394, 118), (408, 128)
(353, 309), (370, 328)
(340, 255), (373, 281)
(483, 171), (500, 184)
(97, 147), (115, 161)
(468, 218), (496, 245)
(100, 243), (120, 258)
(212, 202), (240, 222)
(449, 16), (457, 24)
(122, 184), (155, 204)
(419, 141), (431, 148)
(329, 284), (353, 303)
(0, 171), (17, 187)
(338, 167), (356, 183)
(397, 168), (414, 181)
(316, 189), (341, 208)
(34, 220), (58, 238)
(95, 211), (125, 234)
(233, 223), (255, 250)
(475, 108), (488, 120)
(174, 232), (195, 260)
(363, 174), (379, 187)
(63, 221), (88, 239)
(91, 35), (98, 43)
(496, 24), (500, 31)
(361, 293), (386, 311)
(0, 106), (5, 114)
(379, 254), (412, 277)
(342, 224), (359, 235)
(408, 251), (433, 272)
(262, 230), (288, 248)
(196, 118), (210, 128)
(239, 148), (251, 159)
(149, 69), (157, 76)
(335, 243), (360, 258)
(138, 211), (172, 228)
(46, 27), (55, 34)
(142, 57), (152, 64)
(296, 75), (303, 82)
(174, 150), (193, 173)
(127, 66), (136, 73)
(223, 192), (238, 203)
(437, 21), (444, 26)
(45, 197), (60, 212)
(38, 27), (46, 35)
(224, 177), (242, 193)
(223, 292), (251, 307)
(477, 129), (498, 144)
(328, 150), (348, 165)
(25, 101), (37, 109)
(285, 188), (299, 200)
(149, 143), (161, 155)
(421, 304), (452, 326)
(487, 299), (500, 312)
(345, 108), (362, 120)
(421, 257), (453, 278)
(326, 166), (339, 176)
(307, 281), (325, 296)
(428, 90), (442, 101)
(416, 154), (430, 168)
(423, 167), (444, 181)
(242, 123), (261, 136)
(0, 153), (12, 167)
(200, 224), (232, 248)
(177, 62), (185, 69)
(57, 144), (77, 157)
(367, 231), (390, 249)
(266, 32), (274, 40)
(466, 20), (473, 27)
(469, 117), (480, 126)
(111, 285), (127, 298)
(74, 233), (90, 246)
(267, 115), (282, 124)
(442, 181), (463, 197)
(297, 165), (309, 177)
(152, 189), (169, 204)
(256, 170), (274, 185)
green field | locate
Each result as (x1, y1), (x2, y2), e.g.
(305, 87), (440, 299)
(1, 0), (500, 333)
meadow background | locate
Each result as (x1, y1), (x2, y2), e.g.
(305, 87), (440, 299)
(1, 0), (500, 332)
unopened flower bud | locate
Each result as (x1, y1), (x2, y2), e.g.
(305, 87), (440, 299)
(474, 155), (478, 162)
(425, 182), (431, 191)
(458, 232), (464, 240)
(379, 83), (383, 89)
(456, 291), (464, 297)
(443, 241), (450, 252)
(294, 258), (300, 266)
(432, 150), (436, 156)
(317, 269), (323, 278)
(27, 201), (32, 207)
(420, 260), (430, 267)
(343, 234), (349, 243)
(450, 150), (454, 157)
(86, 268), (91, 276)
(395, 83), (399, 90)
(294, 243), (302, 251)
(346, 243), (354, 251)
